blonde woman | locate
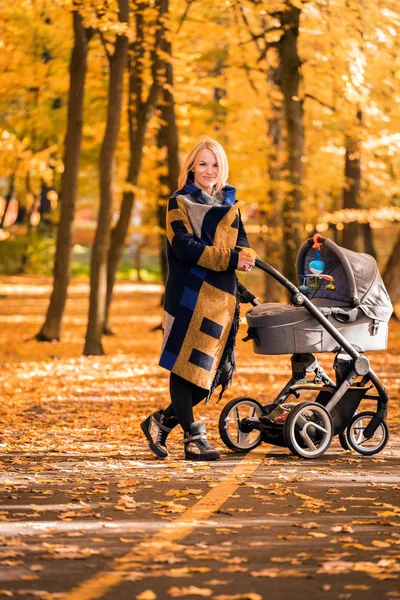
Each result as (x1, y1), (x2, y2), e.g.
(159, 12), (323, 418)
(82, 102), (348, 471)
(141, 137), (255, 460)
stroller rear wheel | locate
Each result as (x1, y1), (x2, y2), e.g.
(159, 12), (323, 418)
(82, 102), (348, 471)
(219, 397), (263, 452)
(345, 411), (389, 456)
(284, 402), (333, 459)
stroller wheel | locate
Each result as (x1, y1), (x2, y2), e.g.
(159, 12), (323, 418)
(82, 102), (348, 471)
(338, 430), (350, 451)
(345, 411), (389, 456)
(284, 402), (333, 459)
(339, 409), (360, 451)
(219, 397), (263, 452)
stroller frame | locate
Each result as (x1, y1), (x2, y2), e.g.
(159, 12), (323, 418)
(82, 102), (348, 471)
(219, 238), (390, 459)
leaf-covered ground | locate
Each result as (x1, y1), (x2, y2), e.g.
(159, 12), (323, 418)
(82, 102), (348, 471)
(0, 277), (399, 600)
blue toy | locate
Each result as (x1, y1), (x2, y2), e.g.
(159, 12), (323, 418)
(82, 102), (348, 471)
(299, 234), (336, 294)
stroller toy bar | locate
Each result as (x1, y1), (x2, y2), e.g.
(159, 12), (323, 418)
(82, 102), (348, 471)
(309, 233), (325, 274)
(299, 235), (336, 293)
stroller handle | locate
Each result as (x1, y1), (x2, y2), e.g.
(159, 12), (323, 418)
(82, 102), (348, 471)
(254, 259), (299, 296)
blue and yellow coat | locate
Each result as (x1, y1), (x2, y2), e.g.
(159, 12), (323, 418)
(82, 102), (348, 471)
(159, 182), (250, 394)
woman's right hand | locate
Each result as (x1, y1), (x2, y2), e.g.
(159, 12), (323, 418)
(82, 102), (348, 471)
(237, 251), (256, 272)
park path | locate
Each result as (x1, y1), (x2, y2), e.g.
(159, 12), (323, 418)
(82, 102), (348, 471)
(0, 277), (399, 599)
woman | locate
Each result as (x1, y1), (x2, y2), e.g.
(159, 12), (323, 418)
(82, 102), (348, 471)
(141, 137), (255, 460)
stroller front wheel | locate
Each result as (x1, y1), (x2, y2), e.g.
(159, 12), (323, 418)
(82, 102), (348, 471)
(345, 411), (389, 456)
(338, 409), (360, 451)
(219, 397), (263, 452)
(284, 402), (333, 459)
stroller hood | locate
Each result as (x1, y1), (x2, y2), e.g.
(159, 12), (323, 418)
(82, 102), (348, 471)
(296, 238), (393, 323)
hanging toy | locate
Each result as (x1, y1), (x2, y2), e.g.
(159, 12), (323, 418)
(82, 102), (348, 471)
(299, 233), (336, 294)
(299, 278), (309, 293)
(309, 247), (325, 275)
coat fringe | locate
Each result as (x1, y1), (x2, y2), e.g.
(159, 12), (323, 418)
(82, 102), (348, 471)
(207, 291), (241, 404)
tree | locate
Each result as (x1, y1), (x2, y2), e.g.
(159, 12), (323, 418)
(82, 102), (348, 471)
(36, 8), (93, 342)
(0, 0), (68, 233)
(342, 111), (362, 252)
(383, 232), (400, 316)
(231, 0), (305, 285)
(156, 0), (180, 287)
(263, 63), (284, 301)
(276, 2), (304, 284)
(104, 0), (164, 334)
(84, 0), (129, 355)
(0, 168), (19, 229)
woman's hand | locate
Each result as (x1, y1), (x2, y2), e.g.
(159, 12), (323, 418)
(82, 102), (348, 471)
(237, 250), (255, 272)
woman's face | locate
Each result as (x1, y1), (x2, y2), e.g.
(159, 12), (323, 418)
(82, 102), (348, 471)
(192, 148), (219, 194)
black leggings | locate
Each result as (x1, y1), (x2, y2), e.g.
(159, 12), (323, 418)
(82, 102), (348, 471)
(163, 373), (208, 433)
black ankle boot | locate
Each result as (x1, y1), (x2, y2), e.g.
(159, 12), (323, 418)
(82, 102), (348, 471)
(181, 421), (220, 461)
(140, 411), (172, 458)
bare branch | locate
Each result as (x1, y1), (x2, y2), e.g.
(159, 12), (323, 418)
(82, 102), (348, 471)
(304, 93), (335, 111)
(176, 0), (196, 34)
(237, 0), (263, 53)
(99, 30), (112, 61)
(234, 0), (278, 65)
(230, 1), (260, 92)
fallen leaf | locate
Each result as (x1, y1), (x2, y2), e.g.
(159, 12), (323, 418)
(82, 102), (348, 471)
(212, 595), (263, 600)
(371, 540), (391, 548)
(317, 561), (354, 574)
(331, 525), (354, 533)
(136, 592), (157, 600)
(343, 543), (372, 551)
(344, 585), (370, 590)
(250, 568), (306, 578)
(295, 522), (319, 529)
(369, 573), (398, 580)
(168, 586), (212, 597)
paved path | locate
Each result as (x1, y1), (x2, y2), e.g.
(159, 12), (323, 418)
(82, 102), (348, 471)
(0, 439), (399, 600)
(0, 278), (399, 599)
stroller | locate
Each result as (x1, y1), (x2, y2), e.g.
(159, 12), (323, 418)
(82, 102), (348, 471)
(219, 235), (393, 459)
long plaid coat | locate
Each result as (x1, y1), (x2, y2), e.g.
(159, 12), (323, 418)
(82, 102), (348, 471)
(159, 182), (250, 395)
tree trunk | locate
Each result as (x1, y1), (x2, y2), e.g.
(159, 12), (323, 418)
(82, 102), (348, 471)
(342, 111), (362, 251)
(362, 223), (377, 258)
(83, 0), (129, 355)
(0, 169), (18, 228)
(156, 0), (180, 288)
(383, 230), (400, 309)
(103, 0), (164, 334)
(263, 63), (283, 302)
(36, 10), (91, 342)
(277, 3), (304, 285)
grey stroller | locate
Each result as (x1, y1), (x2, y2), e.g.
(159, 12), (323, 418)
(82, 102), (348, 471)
(219, 236), (392, 459)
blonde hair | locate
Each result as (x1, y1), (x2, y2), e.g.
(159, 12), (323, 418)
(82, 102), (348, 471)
(178, 136), (229, 193)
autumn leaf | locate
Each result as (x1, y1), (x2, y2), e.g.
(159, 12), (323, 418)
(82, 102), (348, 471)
(371, 540), (391, 548)
(136, 592), (157, 600)
(212, 595), (263, 600)
(317, 561), (354, 575)
(250, 568), (306, 578)
(168, 586), (212, 597)
(294, 522), (319, 529)
(331, 525), (354, 533)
